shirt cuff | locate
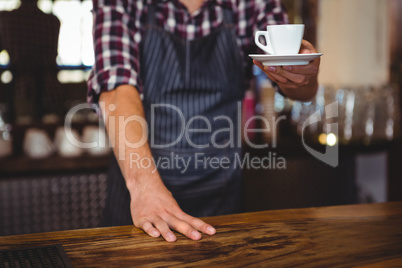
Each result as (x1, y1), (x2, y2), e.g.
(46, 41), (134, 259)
(87, 67), (141, 106)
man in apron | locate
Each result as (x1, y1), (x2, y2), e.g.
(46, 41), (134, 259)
(88, 0), (320, 242)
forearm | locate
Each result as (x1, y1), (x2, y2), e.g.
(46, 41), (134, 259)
(99, 85), (160, 190)
(99, 85), (214, 241)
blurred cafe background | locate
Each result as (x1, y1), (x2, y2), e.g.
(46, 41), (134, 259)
(0, 0), (401, 236)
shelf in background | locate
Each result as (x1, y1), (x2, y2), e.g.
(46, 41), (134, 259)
(0, 153), (110, 178)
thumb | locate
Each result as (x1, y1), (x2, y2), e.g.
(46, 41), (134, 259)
(299, 48), (312, 54)
(300, 39), (318, 53)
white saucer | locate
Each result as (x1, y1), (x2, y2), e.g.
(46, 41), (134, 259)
(249, 53), (323, 66)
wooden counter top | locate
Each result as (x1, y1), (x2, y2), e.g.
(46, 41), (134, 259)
(1, 202), (401, 267)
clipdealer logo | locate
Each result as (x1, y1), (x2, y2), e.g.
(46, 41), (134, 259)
(62, 101), (339, 170)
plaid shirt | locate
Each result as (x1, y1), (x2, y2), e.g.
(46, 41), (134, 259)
(87, 0), (288, 104)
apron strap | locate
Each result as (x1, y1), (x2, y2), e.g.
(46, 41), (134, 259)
(222, 8), (233, 24)
(147, 5), (156, 25)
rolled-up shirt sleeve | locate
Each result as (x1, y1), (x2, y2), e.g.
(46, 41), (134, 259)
(87, 0), (141, 105)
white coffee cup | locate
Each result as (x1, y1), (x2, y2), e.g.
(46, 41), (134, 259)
(255, 24), (304, 55)
(82, 126), (110, 156)
(23, 128), (54, 159)
(54, 127), (83, 158)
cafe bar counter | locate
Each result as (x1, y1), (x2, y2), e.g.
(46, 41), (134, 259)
(1, 202), (401, 267)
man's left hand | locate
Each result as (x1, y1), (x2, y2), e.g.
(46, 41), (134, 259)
(253, 40), (320, 101)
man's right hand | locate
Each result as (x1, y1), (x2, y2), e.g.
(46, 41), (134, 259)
(100, 85), (215, 242)
(128, 173), (216, 242)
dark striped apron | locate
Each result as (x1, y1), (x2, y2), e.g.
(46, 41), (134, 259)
(102, 5), (246, 226)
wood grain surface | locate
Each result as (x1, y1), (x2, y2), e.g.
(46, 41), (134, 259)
(0, 202), (401, 267)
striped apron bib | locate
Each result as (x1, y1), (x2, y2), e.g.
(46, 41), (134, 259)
(102, 5), (246, 226)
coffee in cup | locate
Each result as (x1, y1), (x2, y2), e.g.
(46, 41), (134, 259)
(255, 24), (304, 55)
